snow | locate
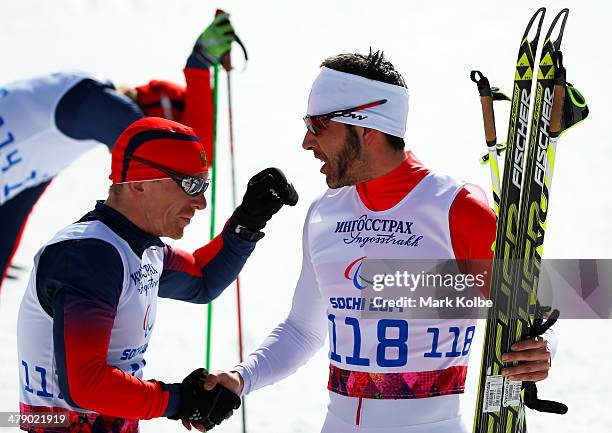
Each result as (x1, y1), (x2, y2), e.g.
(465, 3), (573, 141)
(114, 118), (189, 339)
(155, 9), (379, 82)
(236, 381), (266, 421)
(1, 0), (611, 432)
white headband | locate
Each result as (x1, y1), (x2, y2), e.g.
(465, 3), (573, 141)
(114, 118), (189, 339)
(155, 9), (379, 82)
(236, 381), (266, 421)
(306, 67), (409, 137)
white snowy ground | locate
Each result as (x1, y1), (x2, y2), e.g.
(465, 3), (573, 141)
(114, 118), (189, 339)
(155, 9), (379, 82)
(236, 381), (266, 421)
(1, 1), (611, 432)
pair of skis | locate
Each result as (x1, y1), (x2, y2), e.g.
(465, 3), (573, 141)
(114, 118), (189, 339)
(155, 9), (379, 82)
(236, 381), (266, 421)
(471, 8), (588, 433)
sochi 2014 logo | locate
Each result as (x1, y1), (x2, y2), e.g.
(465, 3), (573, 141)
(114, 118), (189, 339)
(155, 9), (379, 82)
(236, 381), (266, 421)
(344, 256), (374, 290)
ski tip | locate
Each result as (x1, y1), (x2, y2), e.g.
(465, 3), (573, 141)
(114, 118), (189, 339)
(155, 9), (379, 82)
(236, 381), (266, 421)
(523, 7), (547, 39)
(546, 8), (570, 46)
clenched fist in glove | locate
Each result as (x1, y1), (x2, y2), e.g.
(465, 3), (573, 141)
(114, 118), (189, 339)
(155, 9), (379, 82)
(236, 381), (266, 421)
(169, 368), (240, 431)
(229, 168), (299, 241)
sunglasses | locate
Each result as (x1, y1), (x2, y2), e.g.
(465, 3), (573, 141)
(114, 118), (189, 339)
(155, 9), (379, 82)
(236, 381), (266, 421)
(303, 99), (387, 136)
(126, 155), (210, 196)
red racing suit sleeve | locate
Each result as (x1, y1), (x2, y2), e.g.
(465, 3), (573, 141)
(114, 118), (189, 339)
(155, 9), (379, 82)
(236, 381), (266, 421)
(59, 298), (170, 419)
(180, 66), (214, 168)
(449, 184), (496, 298)
(43, 239), (174, 420)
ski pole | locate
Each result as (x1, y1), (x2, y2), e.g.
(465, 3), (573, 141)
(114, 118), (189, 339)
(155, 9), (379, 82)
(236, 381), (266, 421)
(215, 8), (249, 432)
(226, 65), (244, 369)
(471, 70), (501, 219)
(226, 70), (246, 372)
(226, 67), (248, 433)
(205, 60), (220, 371)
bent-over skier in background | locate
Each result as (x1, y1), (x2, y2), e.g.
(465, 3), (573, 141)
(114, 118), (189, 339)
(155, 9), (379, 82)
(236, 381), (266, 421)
(0, 12), (237, 288)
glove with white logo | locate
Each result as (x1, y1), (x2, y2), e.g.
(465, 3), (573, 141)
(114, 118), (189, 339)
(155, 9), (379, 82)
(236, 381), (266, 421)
(230, 168), (299, 241)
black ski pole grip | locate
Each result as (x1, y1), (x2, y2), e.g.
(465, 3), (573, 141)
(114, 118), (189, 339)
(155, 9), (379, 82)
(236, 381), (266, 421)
(470, 70), (492, 97)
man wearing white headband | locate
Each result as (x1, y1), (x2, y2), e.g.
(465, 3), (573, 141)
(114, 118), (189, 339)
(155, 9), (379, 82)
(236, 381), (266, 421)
(204, 50), (557, 433)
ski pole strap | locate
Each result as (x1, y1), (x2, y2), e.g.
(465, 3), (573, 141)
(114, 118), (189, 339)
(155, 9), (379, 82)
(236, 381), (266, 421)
(553, 51), (566, 87)
(479, 143), (507, 164)
(528, 305), (560, 338)
(566, 84), (586, 109)
(521, 305), (567, 415)
(469, 72), (510, 104)
(470, 70), (492, 97)
(523, 381), (569, 414)
(234, 34), (248, 63)
(491, 87), (511, 101)
(561, 83), (589, 135)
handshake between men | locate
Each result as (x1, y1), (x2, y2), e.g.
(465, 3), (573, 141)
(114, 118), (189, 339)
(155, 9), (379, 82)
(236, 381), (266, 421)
(180, 370), (244, 432)
(167, 369), (240, 432)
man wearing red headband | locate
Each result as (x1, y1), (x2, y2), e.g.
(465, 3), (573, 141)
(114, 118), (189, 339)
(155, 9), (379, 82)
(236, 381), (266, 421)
(15, 117), (298, 433)
(0, 12), (237, 289)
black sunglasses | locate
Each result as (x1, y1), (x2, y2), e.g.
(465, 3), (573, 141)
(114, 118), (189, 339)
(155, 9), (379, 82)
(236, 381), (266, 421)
(126, 155), (210, 196)
(303, 99), (387, 136)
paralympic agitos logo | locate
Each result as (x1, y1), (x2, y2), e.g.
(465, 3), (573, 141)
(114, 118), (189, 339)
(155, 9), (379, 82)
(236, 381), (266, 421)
(143, 304), (154, 338)
(344, 256), (374, 290)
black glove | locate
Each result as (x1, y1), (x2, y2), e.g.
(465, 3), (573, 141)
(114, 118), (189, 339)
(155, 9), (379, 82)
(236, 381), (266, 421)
(230, 168), (298, 238)
(169, 368), (241, 430)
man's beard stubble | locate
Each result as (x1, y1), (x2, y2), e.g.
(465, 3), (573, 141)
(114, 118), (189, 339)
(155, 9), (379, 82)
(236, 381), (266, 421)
(328, 125), (365, 189)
